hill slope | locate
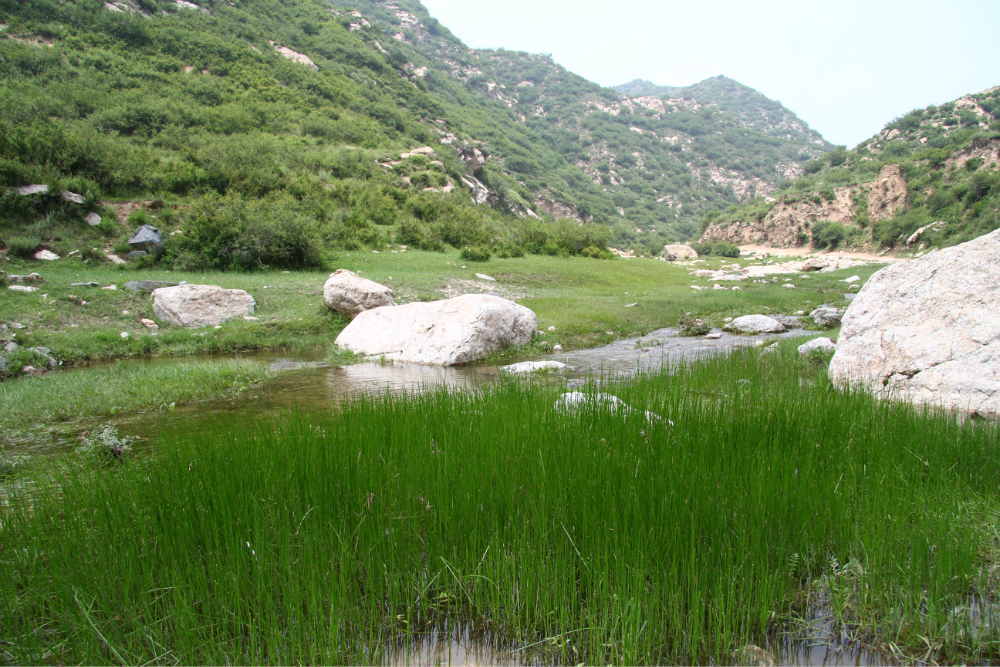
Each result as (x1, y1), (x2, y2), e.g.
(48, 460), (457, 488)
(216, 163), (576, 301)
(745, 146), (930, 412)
(699, 87), (1000, 253)
(1, 0), (835, 266)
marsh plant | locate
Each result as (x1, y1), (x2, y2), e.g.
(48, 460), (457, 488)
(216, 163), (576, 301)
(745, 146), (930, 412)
(77, 423), (134, 465)
(1, 351), (998, 664)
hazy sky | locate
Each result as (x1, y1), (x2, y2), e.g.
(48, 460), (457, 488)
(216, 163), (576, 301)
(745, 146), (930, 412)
(419, 0), (1000, 148)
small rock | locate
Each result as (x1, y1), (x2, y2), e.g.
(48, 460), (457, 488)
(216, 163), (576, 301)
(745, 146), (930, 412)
(85, 212), (102, 226)
(624, 302), (638, 307)
(128, 224), (162, 252)
(243, 315), (259, 321)
(127, 250), (148, 260)
(71, 282), (101, 288)
(723, 317), (733, 323)
(15, 184), (48, 196)
(8, 273), (44, 285)
(735, 644), (775, 667)
(843, 275), (861, 283)
(10, 323), (25, 330)
(140, 318), (158, 329)
(34, 250), (59, 261)
(124, 280), (178, 293)
(690, 285), (704, 290)
(120, 332), (130, 339)
(61, 191), (85, 204)
(102, 284), (117, 290)
(810, 306), (842, 328)
(732, 286), (741, 291)
(705, 332), (723, 339)
(783, 284), (795, 289)
(793, 310), (805, 316)
(106, 253), (126, 265)
(798, 337), (836, 356)
(725, 315), (786, 334)
(547, 326), (556, 331)
(475, 273), (496, 282)
(4, 342), (19, 353)
(8, 285), (39, 293)
(0, 356), (6, 373)
(552, 344), (564, 353)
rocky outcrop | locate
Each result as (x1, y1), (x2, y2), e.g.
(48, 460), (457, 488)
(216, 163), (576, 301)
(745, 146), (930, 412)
(829, 229), (1000, 414)
(152, 284), (255, 328)
(461, 175), (496, 206)
(534, 197), (588, 223)
(663, 244), (698, 261)
(269, 41), (318, 71)
(867, 164), (907, 222)
(459, 147), (485, 172)
(724, 315), (786, 334)
(334, 294), (537, 365)
(323, 269), (395, 318)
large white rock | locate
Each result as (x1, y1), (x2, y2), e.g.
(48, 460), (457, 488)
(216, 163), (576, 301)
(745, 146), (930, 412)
(152, 284), (255, 328)
(323, 269), (395, 318)
(829, 229), (1000, 414)
(335, 294), (537, 365)
(664, 244), (699, 261)
(724, 315), (786, 334)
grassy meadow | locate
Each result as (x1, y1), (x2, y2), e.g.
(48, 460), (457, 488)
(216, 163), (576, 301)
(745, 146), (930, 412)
(1, 349), (997, 665)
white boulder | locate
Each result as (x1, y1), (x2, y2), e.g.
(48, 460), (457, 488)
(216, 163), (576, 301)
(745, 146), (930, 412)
(798, 337), (836, 356)
(323, 269), (395, 318)
(829, 228), (1000, 414)
(664, 244), (699, 261)
(724, 315), (786, 334)
(335, 294), (537, 366)
(152, 284), (255, 328)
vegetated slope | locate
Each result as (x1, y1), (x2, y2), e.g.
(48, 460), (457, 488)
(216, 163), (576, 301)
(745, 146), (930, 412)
(0, 0), (620, 270)
(700, 87), (1000, 252)
(328, 0), (833, 251)
(614, 76), (827, 146)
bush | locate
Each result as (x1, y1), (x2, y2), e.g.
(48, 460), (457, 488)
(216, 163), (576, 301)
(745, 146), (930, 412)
(580, 245), (613, 260)
(78, 424), (134, 467)
(690, 241), (714, 256)
(711, 241), (741, 257)
(459, 246), (491, 262)
(678, 314), (710, 337)
(811, 221), (847, 249)
(6, 236), (41, 260)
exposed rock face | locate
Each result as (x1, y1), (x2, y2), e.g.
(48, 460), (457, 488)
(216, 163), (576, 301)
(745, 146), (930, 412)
(270, 41), (318, 70)
(335, 294), (537, 365)
(867, 164), (907, 222)
(663, 244), (698, 261)
(461, 175), (496, 206)
(459, 147), (485, 172)
(152, 284), (255, 328)
(323, 269), (395, 318)
(830, 229), (1000, 414)
(724, 315), (786, 334)
(533, 197), (587, 222)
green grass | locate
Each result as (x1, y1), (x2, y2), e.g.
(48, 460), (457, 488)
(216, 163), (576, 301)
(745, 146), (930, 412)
(2, 349), (997, 665)
(0, 357), (269, 432)
(1, 251), (876, 370)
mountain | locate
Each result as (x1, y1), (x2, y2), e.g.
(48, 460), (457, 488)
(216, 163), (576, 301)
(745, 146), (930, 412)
(0, 0), (835, 268)
(699, 87), (1000, 253)
(614, 76), (828, 146)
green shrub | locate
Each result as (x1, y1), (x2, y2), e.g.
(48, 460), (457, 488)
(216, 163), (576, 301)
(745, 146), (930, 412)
(6, 236), (41, 260)
(459, 245), (491, 262)
(690, 241), (714, 256)
(580, 245), (613, 260)
(811, 221), (847, 249)
(711, 241), (740, 257)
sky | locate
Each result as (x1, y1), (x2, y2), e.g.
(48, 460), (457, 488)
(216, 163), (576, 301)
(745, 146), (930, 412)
(419, 0), (1000, 148)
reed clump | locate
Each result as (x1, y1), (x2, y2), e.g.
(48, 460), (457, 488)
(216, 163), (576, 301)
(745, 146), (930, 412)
(1, 350), (997, 664)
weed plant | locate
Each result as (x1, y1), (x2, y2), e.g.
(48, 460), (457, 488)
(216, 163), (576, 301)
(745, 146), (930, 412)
(1, 350), (997, 664)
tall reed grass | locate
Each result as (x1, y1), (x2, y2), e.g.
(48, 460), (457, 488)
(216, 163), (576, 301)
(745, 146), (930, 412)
(1, 350), (997, 664)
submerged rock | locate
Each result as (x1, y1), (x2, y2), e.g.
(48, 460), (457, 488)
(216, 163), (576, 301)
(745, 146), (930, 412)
(152, 284), (255, 328)
(323, 269), (395, 318)
(553, 392), (668, 424)
(335, 294), (536, 366)
(830, 228), (1000, 414)
(724, 315), (786, 334)
(501, 360), (567, 374)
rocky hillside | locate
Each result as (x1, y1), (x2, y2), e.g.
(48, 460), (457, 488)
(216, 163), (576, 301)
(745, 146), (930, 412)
(700, 87), (1000, 253)
(614, 76), (829, 146)
(1, 0), (835, 266)
(331, 0), (833, 250)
